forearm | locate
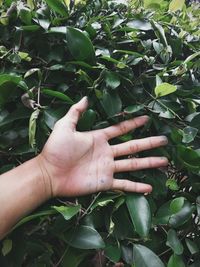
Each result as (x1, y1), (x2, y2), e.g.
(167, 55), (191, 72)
(0, 156), (51, 240)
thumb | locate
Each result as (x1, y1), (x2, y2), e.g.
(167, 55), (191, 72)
(65, 96), (88, 129)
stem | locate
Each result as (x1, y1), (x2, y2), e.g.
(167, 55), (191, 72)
(80, 192), (101, 219)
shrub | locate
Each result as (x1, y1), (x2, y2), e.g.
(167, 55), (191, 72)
(0, 0), (200, 266)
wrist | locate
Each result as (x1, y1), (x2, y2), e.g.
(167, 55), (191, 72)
(35, 155), (53, 200)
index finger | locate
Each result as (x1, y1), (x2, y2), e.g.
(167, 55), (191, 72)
(103, 115), (149, 140)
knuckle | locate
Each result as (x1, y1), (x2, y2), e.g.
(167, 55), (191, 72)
(148, 157), (154, 168)
(119, 121), (128, 134)
(123, 180), (128, 191)
(131, 158), (138, 169)
(129, 142), (139, 153)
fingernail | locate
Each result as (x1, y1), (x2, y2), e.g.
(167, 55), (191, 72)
(160, 157), (168, 163)
(161, 136), (168, 145)
(142, 115), (150, 122)
(79, 96), (88, 104)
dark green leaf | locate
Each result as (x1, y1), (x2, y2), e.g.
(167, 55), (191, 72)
(66, 27), (95, 63)
(166, 229), (183, 255)
(44, 0), (68, 16)
(124, 104), (145, 114)
(169, 201), (196, 228)
(42, 89), (74, 104)
(182, 126), (198, 143)
(101, 90), (122, 117)
(105, 71), (121, 89)
(167, 254), (185, 267)
(126, 194), (151, 238)
(133, 244), (165, 267)
(185, 238), (199, 255)
(64, 225), (105, 249)
(170, 197), (185, 213)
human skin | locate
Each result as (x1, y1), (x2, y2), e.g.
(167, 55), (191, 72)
(0, 97), (168, 239)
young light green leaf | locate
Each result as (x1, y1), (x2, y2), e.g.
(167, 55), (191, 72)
(169, 0), (185, 12)
(166, 179), (179, 191)
(155, 83), (177, 98)
(2, 239), (12, 256)
(52, 204), (81, 220)
(29, 109), (40, 148)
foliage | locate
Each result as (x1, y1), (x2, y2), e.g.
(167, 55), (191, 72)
(0, 0), (200, 266)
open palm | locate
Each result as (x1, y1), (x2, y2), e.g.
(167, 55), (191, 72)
(39, 97), (168, 197)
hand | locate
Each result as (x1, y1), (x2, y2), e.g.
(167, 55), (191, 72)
(38, 97), (168, 198)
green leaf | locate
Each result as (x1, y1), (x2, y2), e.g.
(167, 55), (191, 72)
(155, 83), (177, 98)
(101, 90), (122, 117)
(133, 244), (165, 267)
(29, 109), (40, 148)
(19, 7), (32, 25)
(12, 210), (56, 230)
(197, 196), (200, 217)
(66, 27), (95, 63)
(166, 179), (179, 191)
(169, 0), (185, 12)
(52, 204), (81, 220)
(127, 20), (152, 31)
(126, 194), (151, 238)
(167, 254), (185, 267)
(155, 201), (173, 224)
(43, 108), (66, 130)
(42, 89), (74, 104)
(124, 104), (144, 114)
(105, 244), (121, 263)
(91, 193), (122, 211)
(77, 109), (96, 131)
(0, 107), (31, 127)
(105, 71), (121, 89)
(2, 239), (12, 256)
(24, 68), (41, 78)
(183, 51), (200, 65)
(0, 74), (22, 105)
(185, 238), (199, 255)
(182, 126), (198, 143)
(61, 248), (90, 267)
(44, 0), (68, 16)
(64, 225), (105, 249)
(170, 197), (185, 213)
(169, 201), (196, 228)
(177, 145), (200, 168)
(166, 229), (183, 255)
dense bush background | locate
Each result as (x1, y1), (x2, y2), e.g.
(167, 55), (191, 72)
(0, 0), (200, 266)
